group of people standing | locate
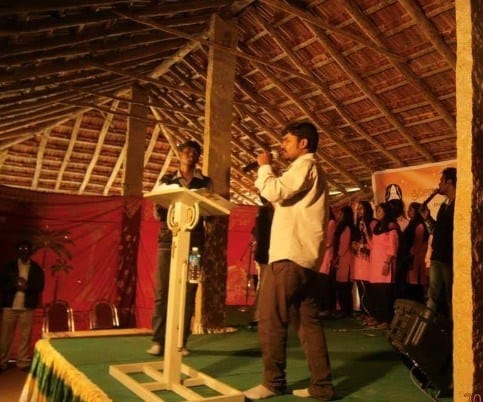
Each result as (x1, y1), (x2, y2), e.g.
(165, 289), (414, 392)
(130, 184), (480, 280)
(243, 119), (455, 401)
(147, 120), (455, 402)
(318, 167), (456, 330)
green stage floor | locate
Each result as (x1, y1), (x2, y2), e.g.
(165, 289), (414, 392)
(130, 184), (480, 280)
(48, 309), (453, 402)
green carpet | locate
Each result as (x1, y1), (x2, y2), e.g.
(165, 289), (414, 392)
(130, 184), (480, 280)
(49, 313), (453, 402)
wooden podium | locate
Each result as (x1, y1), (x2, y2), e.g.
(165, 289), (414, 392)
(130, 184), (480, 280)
(109, 186), (242, 402)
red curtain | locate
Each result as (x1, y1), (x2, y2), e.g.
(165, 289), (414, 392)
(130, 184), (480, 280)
(0, 185), (257, 344)
(0, 185), (134, 334)
(225, 205), (258, 306)
(134, 202), (259, 328)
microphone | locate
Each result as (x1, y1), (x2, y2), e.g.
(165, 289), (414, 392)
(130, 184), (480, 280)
(422, 188), (440, 206)
(242, 161), (259, 173)
(242, 151), (278, 173)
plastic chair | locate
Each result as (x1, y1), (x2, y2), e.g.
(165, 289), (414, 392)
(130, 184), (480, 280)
(42, 300), (75, 333)
(89, 301), (119, 330)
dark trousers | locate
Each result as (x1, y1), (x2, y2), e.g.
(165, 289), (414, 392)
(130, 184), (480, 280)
(335, 281), (353, 316)
(370, 283), (394, 324)
(151, 246), (198, 347)
(258, 260), (332, 397)
(319, 272), (336, 312)
(427, 260), (452, 318)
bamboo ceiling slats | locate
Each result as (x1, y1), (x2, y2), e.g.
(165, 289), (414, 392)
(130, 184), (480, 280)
(0, 0), (457, 204)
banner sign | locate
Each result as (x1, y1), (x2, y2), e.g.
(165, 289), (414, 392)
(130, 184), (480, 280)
(372, 160), (456, 217)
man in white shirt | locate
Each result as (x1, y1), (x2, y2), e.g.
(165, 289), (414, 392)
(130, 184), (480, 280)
(0, 240), (44, 372)
(244, 122), (335, 401)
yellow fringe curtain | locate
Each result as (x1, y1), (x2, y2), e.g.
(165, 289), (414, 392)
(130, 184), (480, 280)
(19, 339), (111, 402)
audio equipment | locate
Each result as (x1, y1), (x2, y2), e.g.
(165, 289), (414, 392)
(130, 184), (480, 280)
(388, 299), (453, 398)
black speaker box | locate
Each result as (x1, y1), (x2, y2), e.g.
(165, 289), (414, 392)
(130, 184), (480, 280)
(387, 299), (453, 396)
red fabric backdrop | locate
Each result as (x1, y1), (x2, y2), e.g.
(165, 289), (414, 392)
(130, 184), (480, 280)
(0, 186), (131, 337)
(225, 205), (258, 306)
(0, 186), (258, 347)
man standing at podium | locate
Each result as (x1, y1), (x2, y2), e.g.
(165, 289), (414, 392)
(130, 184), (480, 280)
(244, 121), (334, 401)
(146, 140), (212, 357)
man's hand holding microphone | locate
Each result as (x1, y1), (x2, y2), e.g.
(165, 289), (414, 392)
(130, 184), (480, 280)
(243, 150), (278, 172)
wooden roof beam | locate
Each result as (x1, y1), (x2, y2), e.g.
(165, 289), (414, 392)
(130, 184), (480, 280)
(310, 25), (435, 161)
(149, 107), (183, 160)
(104, 143), (126, 196)
(0, 136), (32, 152)
(78, 100), (119, 194)
(0, 12), (209, 37)
(0, 106), (82, 134)
(144, 124), (161, 169)
(90, 61), (205, 97)
(55, 114), (83, 191)
(0, 0), (133, 16)
(251, 11), (406, 168)
(184, 49), (350, 193)
(255, 62), (369, 185)
(147, 0), (257, 78)
(342, 0), (455, 130)
(0, 62), (145, 95)
(62, 84), (205, 118)
(398, 0), (456, 71)
(0, 41), (187, 84)
(0, 32), (189, 63)
(0, 77), (131, 116)
(150, 95), (259, 200)
(0, 1), (225, 26)
(153, 148), (174, 189)
(262, 1), (434, 161)
(232, 86), (349, 193)
(32, 128), (51, 190)
(150, 35), (206, 79)
(230, 185), (257, 205)
(113, 9), (322, 84)
(0, 90), (122, 143)
(259, 0), (405, 62)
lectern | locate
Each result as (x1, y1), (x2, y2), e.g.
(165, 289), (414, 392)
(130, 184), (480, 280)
(109, 186), (242, 402)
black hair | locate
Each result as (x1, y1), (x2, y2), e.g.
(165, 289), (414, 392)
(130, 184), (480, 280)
(442, 167), (457, 185)
(178, 140), (202, 155)
(373, 202), (397, 234)
(388, 198), (406, 219)
(333, 205), (355, 256)
(282, 121), (319, 153)
(354, 200), (374, 241)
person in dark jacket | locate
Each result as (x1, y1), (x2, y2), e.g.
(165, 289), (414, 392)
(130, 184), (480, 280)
(249, 196), (274, 327)
(0, 240), (44, 371)
(420, 167), (456, 318)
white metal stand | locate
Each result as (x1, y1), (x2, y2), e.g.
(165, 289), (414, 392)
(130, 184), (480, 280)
(110, 187), (241, 402)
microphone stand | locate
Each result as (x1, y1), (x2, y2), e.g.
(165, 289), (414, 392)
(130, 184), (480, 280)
(238, 238), (255, 312)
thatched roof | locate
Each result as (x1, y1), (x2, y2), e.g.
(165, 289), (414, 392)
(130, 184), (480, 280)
(0, 0), (456, 204)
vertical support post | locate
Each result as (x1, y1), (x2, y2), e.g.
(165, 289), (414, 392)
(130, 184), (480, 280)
(454, 0), (481, 397)
(123, 84), (147, 196)
(196, 14), (238, 333)
(202, 14), (237, 197)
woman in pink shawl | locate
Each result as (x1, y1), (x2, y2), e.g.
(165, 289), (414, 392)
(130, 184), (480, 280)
(365, 202), (399, 329)
(332, 206), (356, 317)
(351, 201), (377, 325)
